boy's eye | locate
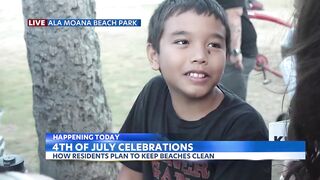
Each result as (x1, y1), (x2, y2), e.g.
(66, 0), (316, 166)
(174, 40), (189, 45)
(208, 42), (221, 48)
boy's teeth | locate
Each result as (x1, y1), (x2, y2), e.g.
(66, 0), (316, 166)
(188, 72), (205, 78)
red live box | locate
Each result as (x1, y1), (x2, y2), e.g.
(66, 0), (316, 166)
(27, 19), (48, 27)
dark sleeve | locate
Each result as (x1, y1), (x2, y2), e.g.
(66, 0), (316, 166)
(217, 0), (245, 9)
(213, 111), (272, 180)
(118, 79), (151, 172)
(118, 88), (145, 172)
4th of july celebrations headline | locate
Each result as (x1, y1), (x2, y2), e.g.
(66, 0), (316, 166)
(46, 133), (305, 161)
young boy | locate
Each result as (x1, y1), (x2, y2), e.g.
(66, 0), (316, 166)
(118, 0), (271, 179)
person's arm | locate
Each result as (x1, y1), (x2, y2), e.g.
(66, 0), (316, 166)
(225, 7), (244, 70)
(117, 165), (143, 180)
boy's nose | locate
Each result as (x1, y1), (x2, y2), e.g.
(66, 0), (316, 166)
(191, 46), (208, 64)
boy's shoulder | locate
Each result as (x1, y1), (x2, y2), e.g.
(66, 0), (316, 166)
(218, 85), (268, 140)
(139, 75), (168, 102)
(144, 75), (166, 90)
(218, 84), (260, 115)
(131, 76), (170, 115)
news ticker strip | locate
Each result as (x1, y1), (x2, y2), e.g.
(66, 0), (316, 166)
(27, 19), (141, 27)
(45, 133), (305, 161)
(46, 152), (305, 161)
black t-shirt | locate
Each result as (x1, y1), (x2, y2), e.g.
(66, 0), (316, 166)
(217, 0), (258, 58)
(120, 76), (271, 180)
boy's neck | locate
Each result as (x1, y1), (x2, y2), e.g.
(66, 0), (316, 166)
(170, 86), (224, 121)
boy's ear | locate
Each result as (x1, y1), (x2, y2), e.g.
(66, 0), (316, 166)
(146, 43), (160, 71)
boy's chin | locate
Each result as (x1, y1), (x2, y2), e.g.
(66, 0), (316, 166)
(182, 88), (214, 100)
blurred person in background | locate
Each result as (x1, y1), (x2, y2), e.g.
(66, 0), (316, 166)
(218, 0), (259, 101)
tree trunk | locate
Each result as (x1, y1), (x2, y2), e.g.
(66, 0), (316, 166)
(22, 0), (118, 179)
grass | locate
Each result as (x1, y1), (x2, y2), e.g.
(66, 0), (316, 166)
(0, 59), (39, 172)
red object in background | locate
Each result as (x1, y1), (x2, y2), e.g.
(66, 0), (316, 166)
(255, 54), (283, 78)
(27, 19), (48, 27)
(248, 11), (292, 28)
(248, 10), (292, 81)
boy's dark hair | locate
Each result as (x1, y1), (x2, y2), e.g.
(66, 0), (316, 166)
(147, 0), (231, 55)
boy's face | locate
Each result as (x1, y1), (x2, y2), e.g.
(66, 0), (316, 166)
(147, 11), (227, 99)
